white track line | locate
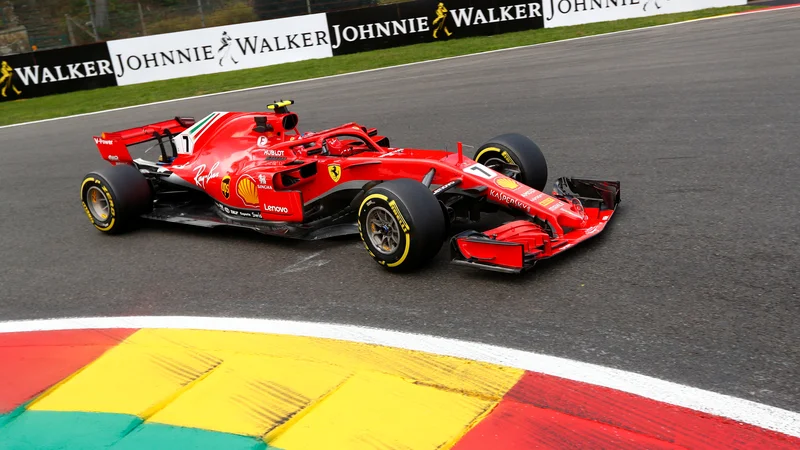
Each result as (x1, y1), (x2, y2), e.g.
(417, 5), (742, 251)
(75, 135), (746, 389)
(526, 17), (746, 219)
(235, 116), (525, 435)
(0, 315), (798, 438)
(1, 4), (798, 131)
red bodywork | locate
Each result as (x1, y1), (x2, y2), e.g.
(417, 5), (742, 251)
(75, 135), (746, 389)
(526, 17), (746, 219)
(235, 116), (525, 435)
(92, 102), (620, 273)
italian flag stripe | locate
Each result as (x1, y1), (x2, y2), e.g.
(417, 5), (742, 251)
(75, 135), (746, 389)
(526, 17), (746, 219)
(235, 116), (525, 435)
(187, 112), (219, 136)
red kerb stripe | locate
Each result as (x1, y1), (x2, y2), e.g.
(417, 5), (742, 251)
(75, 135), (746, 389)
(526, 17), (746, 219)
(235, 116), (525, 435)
(0, 328), (137, 414)
(454, 371), (800, 449)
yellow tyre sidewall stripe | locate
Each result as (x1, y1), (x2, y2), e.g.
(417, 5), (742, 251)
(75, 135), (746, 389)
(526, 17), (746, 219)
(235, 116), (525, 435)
(80, 176), (116, 232)
(359, 193), (412, 268)
(475, 146), (516, 165)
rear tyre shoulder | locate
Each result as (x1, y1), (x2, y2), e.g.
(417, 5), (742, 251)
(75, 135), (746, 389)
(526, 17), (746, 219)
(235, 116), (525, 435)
(80, 164), (153, 234)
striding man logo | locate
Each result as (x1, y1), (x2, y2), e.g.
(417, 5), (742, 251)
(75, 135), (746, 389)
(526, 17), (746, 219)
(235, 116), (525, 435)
(643, 0), (670, 11)
(432, 3), (453, 39)
(0, 61), (22, 98)
(218, 31), (239, 67)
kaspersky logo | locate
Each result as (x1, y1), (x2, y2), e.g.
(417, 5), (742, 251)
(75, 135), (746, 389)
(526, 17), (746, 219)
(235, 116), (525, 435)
(0, 61), (22, 98)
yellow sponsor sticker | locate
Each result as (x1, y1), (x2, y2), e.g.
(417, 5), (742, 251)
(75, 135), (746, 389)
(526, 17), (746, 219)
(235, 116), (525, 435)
(495, 177), (519, 190)
(328, 164), (341, 183)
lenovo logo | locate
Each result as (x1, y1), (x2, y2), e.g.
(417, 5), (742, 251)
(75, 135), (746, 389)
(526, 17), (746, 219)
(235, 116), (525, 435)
(263, 204), (289, 214)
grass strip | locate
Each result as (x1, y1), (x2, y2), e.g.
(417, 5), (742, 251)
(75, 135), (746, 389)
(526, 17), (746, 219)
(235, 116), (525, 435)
(0, 5), (758, 126)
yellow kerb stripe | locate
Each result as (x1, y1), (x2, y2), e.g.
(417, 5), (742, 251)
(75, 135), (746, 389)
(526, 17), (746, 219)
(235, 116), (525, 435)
(26, 328), (524, 447)
(28, 330), (223, 416)
(269, 371), (494, 450)
(149, 355), (351, 437)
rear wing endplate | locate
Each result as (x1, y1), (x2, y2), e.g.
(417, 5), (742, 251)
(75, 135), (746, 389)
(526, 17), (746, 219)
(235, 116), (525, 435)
(92, 117), (195, 165)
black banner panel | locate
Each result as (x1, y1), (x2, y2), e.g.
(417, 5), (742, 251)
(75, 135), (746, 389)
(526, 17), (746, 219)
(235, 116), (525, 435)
(327, 0), (544, 55)
(0, 43), (117, 103)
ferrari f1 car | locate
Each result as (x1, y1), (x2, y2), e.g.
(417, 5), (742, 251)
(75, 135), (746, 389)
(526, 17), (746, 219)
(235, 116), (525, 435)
(80, 100), (620, 274)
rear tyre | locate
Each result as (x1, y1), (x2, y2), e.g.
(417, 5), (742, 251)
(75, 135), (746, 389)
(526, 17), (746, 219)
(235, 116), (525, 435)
(358, 179), (446, 272)
(80, 164), (153, 234)
(475, 133), (548, 192)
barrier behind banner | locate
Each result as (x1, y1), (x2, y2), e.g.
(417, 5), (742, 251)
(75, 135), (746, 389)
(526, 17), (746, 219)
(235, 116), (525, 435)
(0, 43), (116, 103)
(326, 0), (545, 56)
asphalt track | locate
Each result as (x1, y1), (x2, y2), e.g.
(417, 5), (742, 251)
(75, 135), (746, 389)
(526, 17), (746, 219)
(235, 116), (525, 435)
(1, 7), (798, 414)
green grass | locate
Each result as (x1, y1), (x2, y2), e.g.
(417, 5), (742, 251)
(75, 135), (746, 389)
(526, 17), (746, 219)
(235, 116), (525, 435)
(1, 5), (758, 127)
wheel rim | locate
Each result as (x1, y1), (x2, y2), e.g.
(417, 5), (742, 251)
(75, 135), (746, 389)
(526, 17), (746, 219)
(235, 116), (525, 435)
(86, 186), (110, 221)
(366, 206), (401, 255)
(483, 156), (522, 180)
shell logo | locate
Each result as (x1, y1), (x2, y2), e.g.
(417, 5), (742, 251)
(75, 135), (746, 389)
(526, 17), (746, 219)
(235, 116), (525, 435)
(495, 177), (520, 190)
(236, 175), (259, 206)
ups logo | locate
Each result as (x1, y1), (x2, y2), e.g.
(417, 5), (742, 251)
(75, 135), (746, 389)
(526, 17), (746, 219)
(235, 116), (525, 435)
(221, 175), (231, 199)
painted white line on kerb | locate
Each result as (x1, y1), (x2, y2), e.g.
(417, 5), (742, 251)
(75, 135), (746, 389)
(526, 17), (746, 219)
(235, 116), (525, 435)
(1, 4), (798, 131)
(0, 316), (798, 438)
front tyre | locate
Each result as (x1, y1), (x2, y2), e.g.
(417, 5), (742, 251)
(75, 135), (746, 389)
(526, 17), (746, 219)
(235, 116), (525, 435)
(80, 164), (153, 234)
(358, 179), (446, 272)
(475, 133), (548, 192)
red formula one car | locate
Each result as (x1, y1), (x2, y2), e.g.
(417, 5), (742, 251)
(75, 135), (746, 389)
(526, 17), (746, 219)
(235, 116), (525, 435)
(80, 100), (620, 273)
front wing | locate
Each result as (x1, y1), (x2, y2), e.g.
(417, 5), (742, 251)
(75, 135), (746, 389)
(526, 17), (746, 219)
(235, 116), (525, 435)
(450, 177), (621, 273)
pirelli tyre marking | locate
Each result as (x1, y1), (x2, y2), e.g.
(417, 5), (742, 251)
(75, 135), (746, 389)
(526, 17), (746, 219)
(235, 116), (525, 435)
(81, 177), (116, 232)
(359, 193), (411, 268)
(475, 146), (515, 164)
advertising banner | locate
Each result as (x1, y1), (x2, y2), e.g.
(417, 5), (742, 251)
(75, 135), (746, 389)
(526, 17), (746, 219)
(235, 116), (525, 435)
(0, 43), (116, 103)
(327, 0), (545, 55)
(543, 0), (748, 28)
(107, 13), (333, 86)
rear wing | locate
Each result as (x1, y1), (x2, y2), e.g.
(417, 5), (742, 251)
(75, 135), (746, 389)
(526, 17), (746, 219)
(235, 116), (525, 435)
(92, 117), (195, 165)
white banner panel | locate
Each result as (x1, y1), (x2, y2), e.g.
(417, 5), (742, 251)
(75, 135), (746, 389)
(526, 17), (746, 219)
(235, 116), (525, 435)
(544, 0), (747, 28)
(107, 13), (333, 86)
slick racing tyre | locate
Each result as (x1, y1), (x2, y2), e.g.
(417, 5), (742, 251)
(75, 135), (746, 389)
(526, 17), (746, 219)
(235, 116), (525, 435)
(80, 164), (153, 234)
(358, 179), (446, 272)
(475, 133), (548, 192)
